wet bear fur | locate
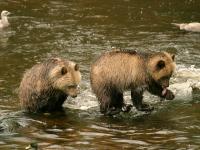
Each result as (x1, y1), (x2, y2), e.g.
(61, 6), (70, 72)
(19, 58), (81, 113)
(90, 49), (175, 115)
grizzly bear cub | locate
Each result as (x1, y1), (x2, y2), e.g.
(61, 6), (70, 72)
(90, 49), (175, 115)
(19, 58), (81, 113)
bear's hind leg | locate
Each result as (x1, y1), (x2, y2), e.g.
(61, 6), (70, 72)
(107, 91), (124, 115)
(99, 94), (115, 115)
(106, 90), (132, 115)
(97, 89), (124, 115)
(96, 88), (115, 115)
(97, 87), (132, 115)
(112, 92), (132, 113)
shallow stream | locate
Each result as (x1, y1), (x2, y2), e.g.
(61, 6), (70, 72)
(0, 0), (200, 149)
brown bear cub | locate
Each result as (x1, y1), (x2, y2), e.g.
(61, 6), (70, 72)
(90, 49), (175, 115)
(19, 58), (81, 113)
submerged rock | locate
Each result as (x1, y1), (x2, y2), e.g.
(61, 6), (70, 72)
(0, 117), (21, 133)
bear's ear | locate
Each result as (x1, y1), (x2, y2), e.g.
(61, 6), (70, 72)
(74, 64), (79, 71)
(171, 54), (175, 61)
(156, 60), (165, 70)
(61, 67), (68, 75)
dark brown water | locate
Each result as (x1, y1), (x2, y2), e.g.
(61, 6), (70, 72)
(0, 0), (200, 149)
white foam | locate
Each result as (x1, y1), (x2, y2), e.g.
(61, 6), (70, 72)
(160, 65), (200, 100)
(169, 81), (192, 100)
(175, 65), (200, 80)
(64, 82), (98, 110)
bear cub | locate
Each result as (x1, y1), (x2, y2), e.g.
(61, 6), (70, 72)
(90, 49), (175, 115)
(19, 58), (81, 113)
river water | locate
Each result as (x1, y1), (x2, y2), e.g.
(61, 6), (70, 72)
(0, 0), (200, 149)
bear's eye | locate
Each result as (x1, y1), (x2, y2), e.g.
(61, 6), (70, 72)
(74, 64), (79, 71)
(156, 60), (165, 70)
(61, 67), (68, 75)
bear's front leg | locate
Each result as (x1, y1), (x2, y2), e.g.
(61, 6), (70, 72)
(131, 89), (154, 112)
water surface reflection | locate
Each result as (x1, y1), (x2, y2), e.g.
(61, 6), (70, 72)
(0, 0), (200, 149)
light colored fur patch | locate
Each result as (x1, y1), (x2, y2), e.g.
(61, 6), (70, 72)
(91, 53), (147, 91)
(49, 61), (81, 95)
(148, 52), (175, 81)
